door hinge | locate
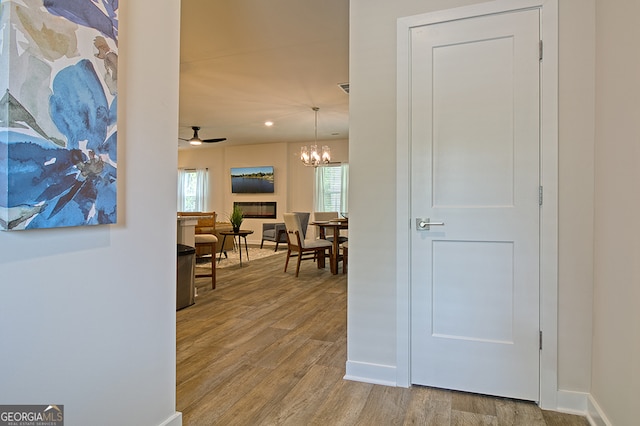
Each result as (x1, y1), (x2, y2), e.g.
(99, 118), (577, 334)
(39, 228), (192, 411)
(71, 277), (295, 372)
(539, 331), (543, 350)
(539, 186), (543, 206)
(539, 40), (543, 61)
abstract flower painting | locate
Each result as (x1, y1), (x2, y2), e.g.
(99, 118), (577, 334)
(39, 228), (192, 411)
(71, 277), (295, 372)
(0, 0), (118, 230)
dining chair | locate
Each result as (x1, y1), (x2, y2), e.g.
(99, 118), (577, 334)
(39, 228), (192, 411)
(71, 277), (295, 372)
(283, 212), (333, 277)
(313, 211), (348, 244)
(293, 212), (310, 239)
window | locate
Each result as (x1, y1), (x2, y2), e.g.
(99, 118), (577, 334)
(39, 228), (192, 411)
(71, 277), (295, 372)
(177, 168), (208, 212)
(315, 164), (349, 213)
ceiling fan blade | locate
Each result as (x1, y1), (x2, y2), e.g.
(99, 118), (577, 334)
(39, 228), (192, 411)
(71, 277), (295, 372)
(178, 126), (226, 144)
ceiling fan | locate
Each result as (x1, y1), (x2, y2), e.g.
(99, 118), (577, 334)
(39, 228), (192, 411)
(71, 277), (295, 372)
(179, 126), (227, 145)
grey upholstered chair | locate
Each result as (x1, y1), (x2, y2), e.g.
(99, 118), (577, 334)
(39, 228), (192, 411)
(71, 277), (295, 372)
(261, 212), (309, 251)
(283, 212), (333, 277)
(293, 211), (310, 239)
(261, 223), (287, 251)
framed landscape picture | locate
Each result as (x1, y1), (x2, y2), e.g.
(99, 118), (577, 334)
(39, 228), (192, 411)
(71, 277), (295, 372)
(230, 166), (274, 194)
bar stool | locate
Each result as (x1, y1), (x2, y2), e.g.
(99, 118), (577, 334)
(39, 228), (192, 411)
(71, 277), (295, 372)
(194, 234), (217, 289)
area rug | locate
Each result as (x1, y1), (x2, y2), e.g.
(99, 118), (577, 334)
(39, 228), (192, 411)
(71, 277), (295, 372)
(195, 246), (285, 269)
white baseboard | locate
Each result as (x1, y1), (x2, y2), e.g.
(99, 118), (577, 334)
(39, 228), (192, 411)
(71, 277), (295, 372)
(344, 361), (397, 386)
(158, 412), (182, 426)
(344, 368), (611, 426)
(587, 394), (611, 426)
(529, 390), (612, 426)
(556, 389), (588, 415)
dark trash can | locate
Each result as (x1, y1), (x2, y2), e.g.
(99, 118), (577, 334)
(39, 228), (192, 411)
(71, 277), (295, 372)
(177, 243), (196, 310)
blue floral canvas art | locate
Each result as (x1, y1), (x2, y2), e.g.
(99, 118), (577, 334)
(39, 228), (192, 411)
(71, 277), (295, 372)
(0, 0), (118, 230)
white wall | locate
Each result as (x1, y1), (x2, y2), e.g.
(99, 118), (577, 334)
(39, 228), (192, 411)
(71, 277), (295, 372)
(557, 0), (596, 402)
(178, 139), (349, 244)
(591, 0), (640, 425)
(348, 0), (595, 408)
(0, 1), (182, 425)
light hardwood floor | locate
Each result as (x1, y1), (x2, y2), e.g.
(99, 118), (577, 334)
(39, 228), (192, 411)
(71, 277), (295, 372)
(177, 251), (588, 426)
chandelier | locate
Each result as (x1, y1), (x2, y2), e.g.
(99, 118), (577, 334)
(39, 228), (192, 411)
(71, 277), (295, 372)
(300, 107), (331, 167)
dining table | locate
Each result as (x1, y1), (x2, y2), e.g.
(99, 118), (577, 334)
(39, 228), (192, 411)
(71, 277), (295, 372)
(310, 218), (348, 274)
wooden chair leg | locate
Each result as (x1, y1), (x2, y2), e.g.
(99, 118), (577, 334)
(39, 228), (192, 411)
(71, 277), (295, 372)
(211, 242), (216, 289)
(343, 245), (348, 274)
(326, 247), (335, 274)
(295, 248), (302, 277)
(284, 249), (291, 272)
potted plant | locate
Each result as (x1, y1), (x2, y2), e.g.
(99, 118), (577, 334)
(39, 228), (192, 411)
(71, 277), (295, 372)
(229, 205), (244, 232)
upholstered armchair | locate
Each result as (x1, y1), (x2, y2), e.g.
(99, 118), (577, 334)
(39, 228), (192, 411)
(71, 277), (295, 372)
(261, 223), (287, 251)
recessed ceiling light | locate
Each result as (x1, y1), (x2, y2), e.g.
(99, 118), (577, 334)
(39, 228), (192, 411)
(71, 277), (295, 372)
(264, 121), (274, 127)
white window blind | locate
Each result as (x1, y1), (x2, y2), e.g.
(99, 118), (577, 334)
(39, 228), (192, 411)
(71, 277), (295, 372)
(177, 168), (209, 212)
(314, 164), (348, 213)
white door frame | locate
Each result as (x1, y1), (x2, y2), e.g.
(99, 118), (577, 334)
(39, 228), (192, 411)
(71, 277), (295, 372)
(395, 0), (558, 409)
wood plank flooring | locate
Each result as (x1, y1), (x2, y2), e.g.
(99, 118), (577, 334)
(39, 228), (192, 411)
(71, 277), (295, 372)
(177, 251), (588, 426)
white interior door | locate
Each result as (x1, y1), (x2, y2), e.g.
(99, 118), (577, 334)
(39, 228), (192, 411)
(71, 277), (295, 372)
(410, 9), (541, 401)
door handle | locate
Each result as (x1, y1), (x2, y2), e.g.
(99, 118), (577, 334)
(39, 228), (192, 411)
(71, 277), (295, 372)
(416, 218), (444, 231)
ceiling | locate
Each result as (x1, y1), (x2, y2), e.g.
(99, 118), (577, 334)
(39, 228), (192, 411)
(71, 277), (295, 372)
(178, 0), (350, 149)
